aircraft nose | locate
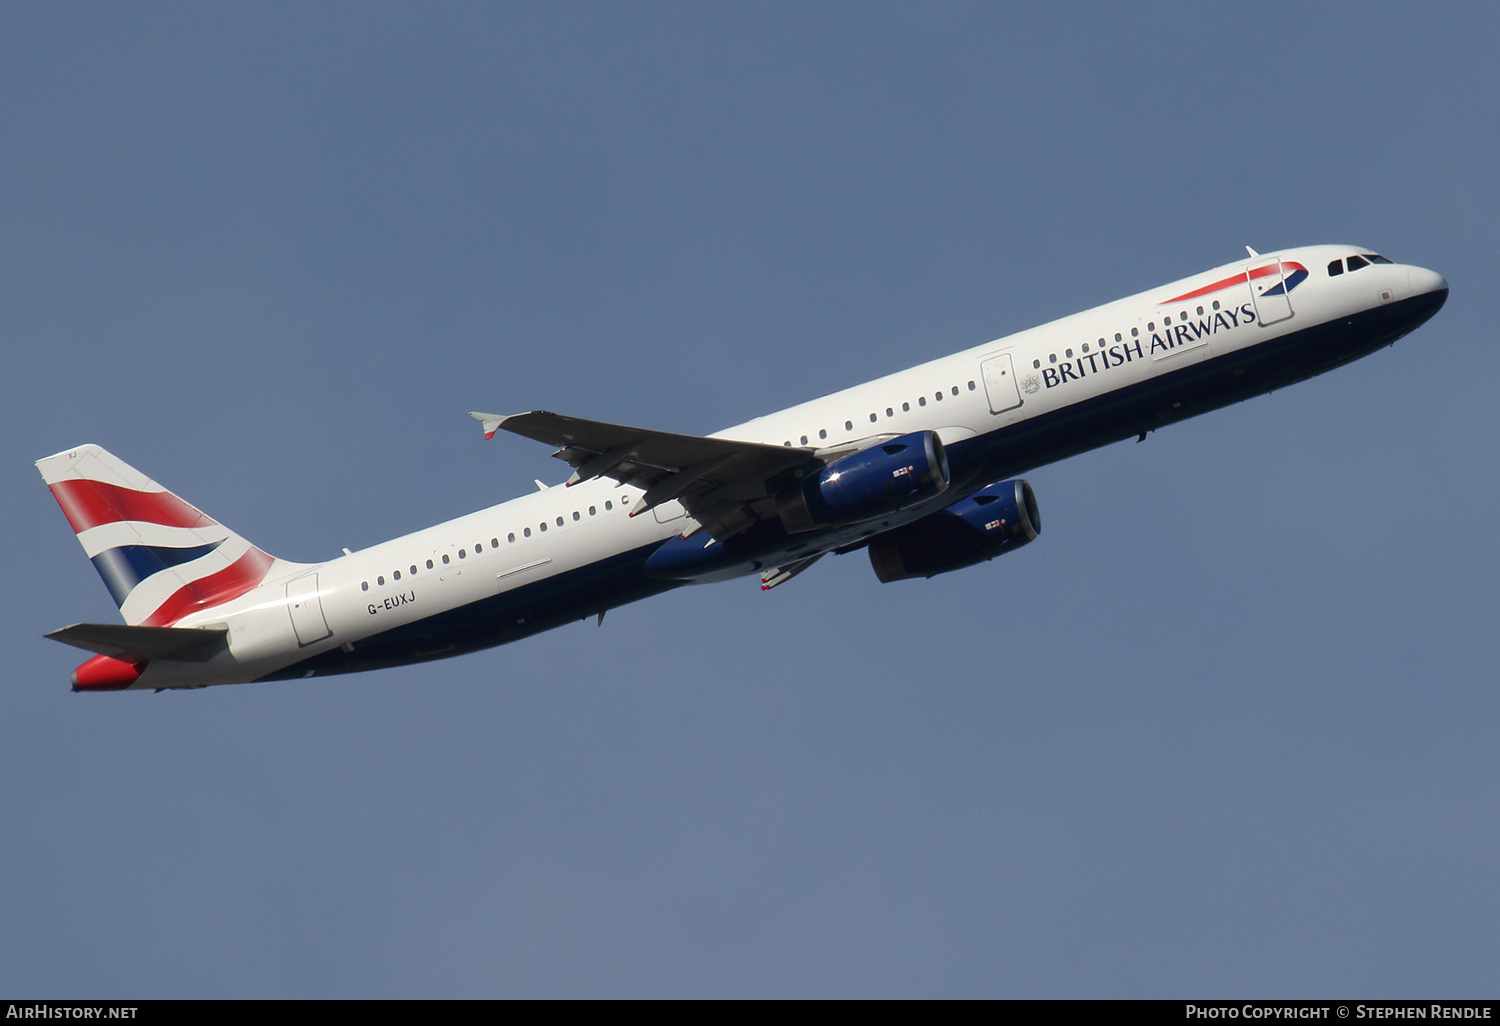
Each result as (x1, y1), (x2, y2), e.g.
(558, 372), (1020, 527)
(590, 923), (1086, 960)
(1408, 266), (1448, 297)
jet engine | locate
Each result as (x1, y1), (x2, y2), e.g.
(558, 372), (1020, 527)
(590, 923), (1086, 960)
(867, 478), (1039, 582)
(777, 430), (949, 534)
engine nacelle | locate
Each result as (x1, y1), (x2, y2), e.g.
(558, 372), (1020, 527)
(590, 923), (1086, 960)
(868, 478), (1040, 582)
(777, 430), (950, 534)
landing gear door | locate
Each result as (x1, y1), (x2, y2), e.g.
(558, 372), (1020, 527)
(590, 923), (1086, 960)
(286, 572), (332, 647)
(980, 353), (1023, 414)
(1248, 259), (1293, 326)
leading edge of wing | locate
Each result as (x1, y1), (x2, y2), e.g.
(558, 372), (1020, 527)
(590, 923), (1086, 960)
(469, 410), (819, 538)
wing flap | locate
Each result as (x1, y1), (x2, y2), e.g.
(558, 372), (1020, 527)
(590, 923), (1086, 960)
(471, 410), (820, 538)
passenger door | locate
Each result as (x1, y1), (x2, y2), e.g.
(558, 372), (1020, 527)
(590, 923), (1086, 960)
(980, 353), (1023, 414)
(1248, 259), (1294, 326)
(285, 572), (332, 646)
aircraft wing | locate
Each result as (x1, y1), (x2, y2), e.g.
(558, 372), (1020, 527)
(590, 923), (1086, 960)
(471, 410), (821, 539)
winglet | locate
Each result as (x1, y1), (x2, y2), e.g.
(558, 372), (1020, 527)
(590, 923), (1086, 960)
(469, 411), (507, 441)
(1245, 245), (1260, 258)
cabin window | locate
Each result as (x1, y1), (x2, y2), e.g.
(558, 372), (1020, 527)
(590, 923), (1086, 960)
(869, 413), (877, 423)
(1049, 354), (1057, 363)
(410, 565), (417, 575)
(1065, 349), (1073, 358)
(1082, 344), (1089, 353)
(426, 559), (434, 569)
(393, 570), (401, 580)
(886, 407), (894, 416)
(605, 501), (613, 511)
(588, 506), (596, 516)
(1147, 322), (1155, 331)
(902, 402), (910, 412)
(572, 511), (580, 521)
(934, 392), (942, 402)
(845, 420), (853, 431)
(951, 385), (959, 396)
(1212, 302), (1220, 311)
(1328, 260), (1344, 276)
(918, 396), (927, 407)
(539, 523), (547, 532)
(621, 496), (629, 505)
(1033, 360), (1040, 369)
(458, 550), (466, 559)
(508, 533), (516, 542)
(1114, 333), (1122, 342)
(1195, 306), (1204, 316)
(491, 538), (498, 548)
(819, 429), (827, 439)
(967, 381), (975, 391)
(377, 576), (385, 586)
(556, 517), (564, 527)
(361, 581), (369, 592)
(1179, 310), (1187, 321)
(1132, 327), (1140, 336)
(442, 555), (450, 564)
(523, 528), (531, 537)
(1164, 316), (1171, 326)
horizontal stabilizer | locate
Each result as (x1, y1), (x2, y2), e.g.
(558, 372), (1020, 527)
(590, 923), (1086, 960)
(46, 623), (229, 662)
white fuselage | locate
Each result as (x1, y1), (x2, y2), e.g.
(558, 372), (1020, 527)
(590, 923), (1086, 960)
(130, 245), (1447, 688)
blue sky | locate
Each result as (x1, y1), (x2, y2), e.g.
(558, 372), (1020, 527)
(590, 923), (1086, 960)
(2, 3), (1496, 997)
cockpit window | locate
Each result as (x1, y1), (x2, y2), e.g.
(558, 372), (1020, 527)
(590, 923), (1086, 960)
(1364, 253), (1393, 264)
(1346, 255), (1370, 272)
(1328, 259), (1344, 276)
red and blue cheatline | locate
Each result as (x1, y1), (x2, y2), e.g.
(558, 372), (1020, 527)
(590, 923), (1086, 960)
(1162, 261), (1308, 305)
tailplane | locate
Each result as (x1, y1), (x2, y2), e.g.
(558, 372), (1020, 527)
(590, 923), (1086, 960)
(36, 444), (290, 627)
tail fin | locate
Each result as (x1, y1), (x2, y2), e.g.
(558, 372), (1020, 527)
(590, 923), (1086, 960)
(36, 444), (288, 627)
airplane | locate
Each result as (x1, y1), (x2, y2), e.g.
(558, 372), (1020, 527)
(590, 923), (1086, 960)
(38, 244), (1448, 691)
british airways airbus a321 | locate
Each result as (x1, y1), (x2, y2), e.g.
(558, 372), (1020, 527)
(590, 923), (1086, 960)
(39, 245), (1447, 691)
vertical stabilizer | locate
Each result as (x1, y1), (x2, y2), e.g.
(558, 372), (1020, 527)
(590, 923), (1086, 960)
(36, 444), (293, 626)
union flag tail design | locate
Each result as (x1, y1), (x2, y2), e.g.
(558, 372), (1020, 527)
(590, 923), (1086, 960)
(36, 445), (285, 627)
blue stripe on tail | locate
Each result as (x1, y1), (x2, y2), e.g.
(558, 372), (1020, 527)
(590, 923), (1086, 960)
(90, 541), (225, 607)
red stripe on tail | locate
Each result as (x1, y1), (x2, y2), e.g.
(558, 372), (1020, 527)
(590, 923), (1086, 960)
(49, 479), (216, 534)
(139, 548), (276, 627)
